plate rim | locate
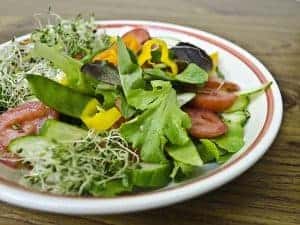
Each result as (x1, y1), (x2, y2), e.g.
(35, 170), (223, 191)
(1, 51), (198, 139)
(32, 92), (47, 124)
(0, 20), (283, 215)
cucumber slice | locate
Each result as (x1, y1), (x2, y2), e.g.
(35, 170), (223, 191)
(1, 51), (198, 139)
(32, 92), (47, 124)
(131, 163), (171, 187)
(226, 95), (249, 112)
(39, 119), (88, 142)
(8, 136), (55, 160)
(222, 110), (250, 126)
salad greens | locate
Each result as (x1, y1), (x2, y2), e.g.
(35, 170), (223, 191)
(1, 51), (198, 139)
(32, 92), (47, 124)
(0, 13), (272, 197)
(120, 81), (192, 163)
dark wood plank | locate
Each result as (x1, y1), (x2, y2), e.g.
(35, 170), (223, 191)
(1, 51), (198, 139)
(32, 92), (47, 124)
(0, 0), (299, 225)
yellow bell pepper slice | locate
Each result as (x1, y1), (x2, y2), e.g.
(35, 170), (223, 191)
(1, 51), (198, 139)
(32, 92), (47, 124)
(93, 48), (118, 65)
(80, 99), (121, 132)
(138, 39), (178, 75)
(210, 52), (219, 73)
(93, 35), (141, 66)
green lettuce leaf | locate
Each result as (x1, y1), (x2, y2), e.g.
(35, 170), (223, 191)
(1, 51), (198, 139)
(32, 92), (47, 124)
(213, 122), (244, 153)
(144, 63), (208, 84)
(120, 81), (191, 163)
(197, 139), (221, 163)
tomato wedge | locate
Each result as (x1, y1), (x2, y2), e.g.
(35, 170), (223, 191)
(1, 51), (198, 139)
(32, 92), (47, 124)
(184, 107), (227, 138)
(190, 76), (239, 112)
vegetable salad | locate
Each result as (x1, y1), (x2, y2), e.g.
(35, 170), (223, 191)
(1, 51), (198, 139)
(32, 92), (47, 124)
(0, 13), (271, 196)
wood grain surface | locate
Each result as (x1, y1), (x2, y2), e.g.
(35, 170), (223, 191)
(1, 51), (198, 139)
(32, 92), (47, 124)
(0, 0), (299, 224)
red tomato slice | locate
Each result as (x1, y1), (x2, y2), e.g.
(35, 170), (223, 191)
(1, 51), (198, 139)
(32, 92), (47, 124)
(122, 28), (150, 45)
(184, 107), (227, 138)
(190, 90), (237, 112)
(189, 76), (239, 112)
(205, 76), (240, 92)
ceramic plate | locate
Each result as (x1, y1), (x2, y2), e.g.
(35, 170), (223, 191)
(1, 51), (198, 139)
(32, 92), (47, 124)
(0, 20), (282, 214)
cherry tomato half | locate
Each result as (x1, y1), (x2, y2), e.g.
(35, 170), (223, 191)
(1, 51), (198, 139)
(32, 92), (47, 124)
(184, 107), (227, 138)
(190, 76), (239, 112)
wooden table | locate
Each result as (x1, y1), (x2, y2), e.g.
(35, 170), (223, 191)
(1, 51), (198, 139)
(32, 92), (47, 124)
(0, 0), (299, 224)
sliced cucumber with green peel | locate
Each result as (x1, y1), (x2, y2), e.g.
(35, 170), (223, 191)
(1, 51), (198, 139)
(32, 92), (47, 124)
(131, 163), (171, 187)
(226, 95), (249, 112)
(8, 136), (55, 160)
(39, 119), (88, 142)
(222, 110), (250, 126)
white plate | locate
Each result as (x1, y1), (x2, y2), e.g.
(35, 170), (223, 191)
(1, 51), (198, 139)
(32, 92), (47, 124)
(0, 20), (283, 215)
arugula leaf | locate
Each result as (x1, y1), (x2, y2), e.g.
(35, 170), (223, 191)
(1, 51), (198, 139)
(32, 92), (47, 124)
(127, 81), (170, 110)
(213, 122), (244, 153)
(120, 81), (191, 163)
(167, 140), (203, 166)
(144, 63), (208, 84)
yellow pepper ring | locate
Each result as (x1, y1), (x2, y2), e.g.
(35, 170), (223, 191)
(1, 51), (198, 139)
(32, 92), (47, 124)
(138, 39), (178, 75)
(80, 99), (121, 132)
